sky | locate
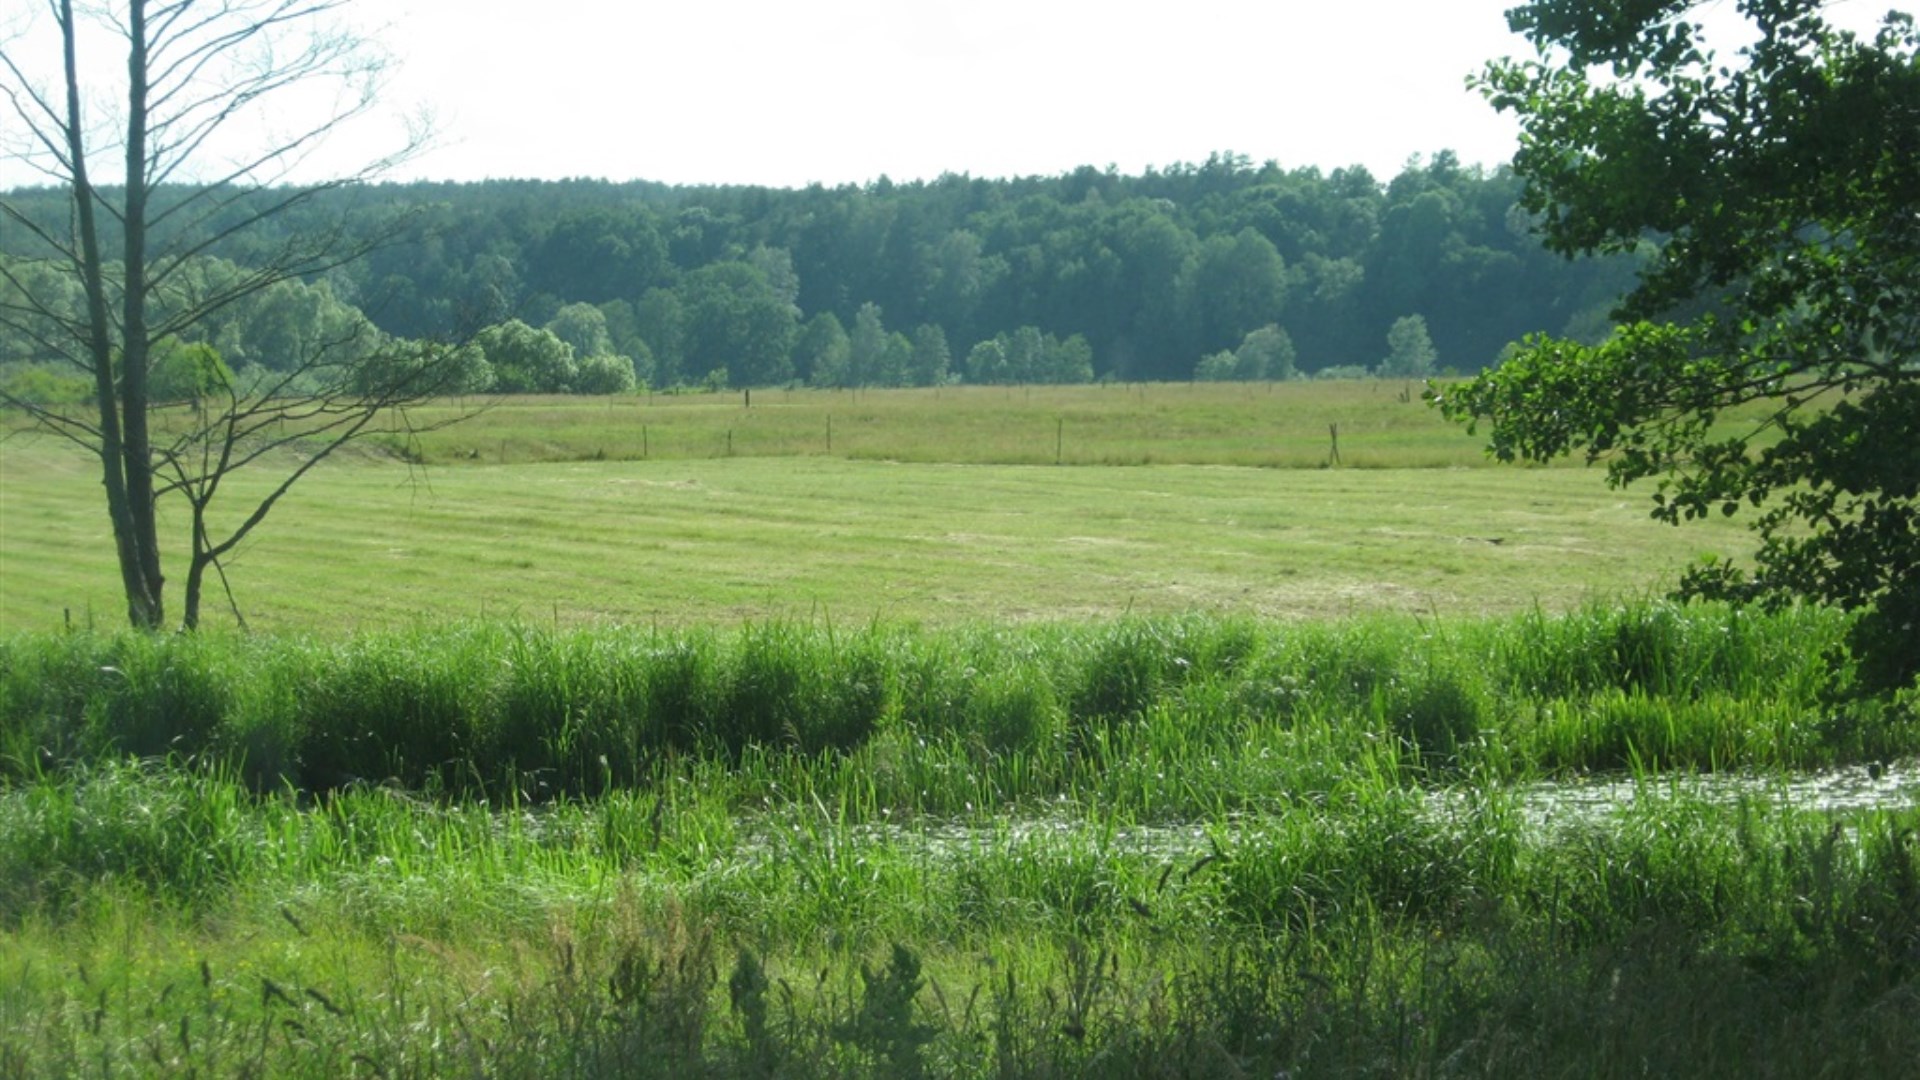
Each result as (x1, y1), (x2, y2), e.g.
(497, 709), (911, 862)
(0, 0), (1903, 191)
(366, 0), (1541, 187)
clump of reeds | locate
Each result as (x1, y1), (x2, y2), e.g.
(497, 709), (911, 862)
(4, 801), (1919, 1078)
(0, 603), (1887, 805)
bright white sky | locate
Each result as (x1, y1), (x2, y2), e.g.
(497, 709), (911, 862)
(374, 0), (1538, 186)
(0, 0), (1904, 190)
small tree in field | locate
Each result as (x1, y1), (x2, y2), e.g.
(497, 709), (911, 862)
(1379, 315), (1437, 378)
(476, 320), (577, 393)
(1194, 350), (1239, 382)
(572, 352), (638, 395)
(146, 339), (234, 407)
(0, 0), (474, 630)
(1436, 0), (1920, 693)
(1236, 324), (1297, 381)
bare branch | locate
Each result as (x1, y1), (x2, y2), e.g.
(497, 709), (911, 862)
(0, 47), (81, 173)
(0, 201), (85, 264)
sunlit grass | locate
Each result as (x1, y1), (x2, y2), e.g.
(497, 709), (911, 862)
(0, 438), (1756, 634)
(361, 380), (1804, 470)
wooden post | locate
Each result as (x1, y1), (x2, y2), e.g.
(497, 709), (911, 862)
(1328, 423), (1341, 466)
(1056, 417), (1063, 465)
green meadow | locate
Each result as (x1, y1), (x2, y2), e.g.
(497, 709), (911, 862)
(2, 382), (1759, 633)
(385, 381), (1497, 469)
(2, 383), (1916, 1078)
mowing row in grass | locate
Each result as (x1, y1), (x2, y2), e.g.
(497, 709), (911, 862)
(0, 436), (1758, 634)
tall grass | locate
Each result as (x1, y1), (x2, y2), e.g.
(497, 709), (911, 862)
(0, 603), (1890, 805)
(2, 758), (1918, 1076)
(7, 759), (1916, 954)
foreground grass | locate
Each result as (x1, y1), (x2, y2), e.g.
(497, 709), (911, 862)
(3, 607), (1918, 1076)
(2, 760), (1918, 1077)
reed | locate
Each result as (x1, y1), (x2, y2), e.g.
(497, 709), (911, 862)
(0, 604), (1882, 803)
(2, 759), (1917, 1077)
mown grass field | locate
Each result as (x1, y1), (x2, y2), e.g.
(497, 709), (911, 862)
(372, 379), (1795, 470)
(1, 382), (1758, 633)
(385, 380), (1499, 468)
(3, 382), (1914, 1078)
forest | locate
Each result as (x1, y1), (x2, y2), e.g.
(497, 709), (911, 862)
(1, 151), (1639, 394)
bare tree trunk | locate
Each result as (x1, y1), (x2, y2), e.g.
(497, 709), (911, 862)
(56, 0), (163, 628)
(120, 0), (166, 627)
(183, 533), (209, 633)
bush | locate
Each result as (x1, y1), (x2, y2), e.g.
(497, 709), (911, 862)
(1313, 364), (1372, 380)
(0, 362), (91, 404)
(1193, 351), (1238, 381)
(572, 352), (639, 395)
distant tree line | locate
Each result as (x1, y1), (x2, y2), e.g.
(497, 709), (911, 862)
(2, 152), (1640, 393)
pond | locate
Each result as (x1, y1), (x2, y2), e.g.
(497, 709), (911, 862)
(1484, 757), (1920, 829)
(763, 759), (1920, 866)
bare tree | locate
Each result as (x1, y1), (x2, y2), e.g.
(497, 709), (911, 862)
(0, 0), (474, 629)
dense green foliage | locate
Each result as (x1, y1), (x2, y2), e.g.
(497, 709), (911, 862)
(1438, 1), (1920, 694)
(5, 153), (1641, 390)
